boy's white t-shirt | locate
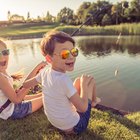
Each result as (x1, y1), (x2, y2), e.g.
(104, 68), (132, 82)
(36, 67), (80, 130)
(0, 73), (15, 120)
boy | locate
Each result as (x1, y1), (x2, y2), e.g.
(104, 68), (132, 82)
(23, 30), (100, 134)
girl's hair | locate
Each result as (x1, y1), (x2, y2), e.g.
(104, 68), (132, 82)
(40, 30), (75, 56)
(0, 38), (7, 48)
(0, 38), (24, 81)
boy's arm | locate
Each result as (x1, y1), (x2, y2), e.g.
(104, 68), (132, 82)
(70, 75), (94, 113)
(70, 92), (88, 113)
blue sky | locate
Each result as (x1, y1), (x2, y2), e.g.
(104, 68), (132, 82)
(0, 0), (129, 20)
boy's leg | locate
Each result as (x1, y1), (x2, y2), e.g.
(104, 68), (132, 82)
(73, 76), (100, 107)
(91, 81), (101, 107)
(82, 77), (100, 107)
(73, 77), (80, 94)
(91, 81), (97, 106)
(73, 76), (94, 100)
(31, 96), (43, 113)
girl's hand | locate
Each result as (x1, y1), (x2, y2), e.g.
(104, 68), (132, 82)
(35, 61), (48, 74)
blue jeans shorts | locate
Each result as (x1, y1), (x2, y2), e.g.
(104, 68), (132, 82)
(73, 99), (92, 134)
(10, 101), (32, 119)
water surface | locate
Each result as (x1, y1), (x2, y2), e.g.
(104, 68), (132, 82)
(7, 35), (140, 112)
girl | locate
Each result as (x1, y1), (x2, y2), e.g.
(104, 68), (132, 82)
(0, 39), (47, 120)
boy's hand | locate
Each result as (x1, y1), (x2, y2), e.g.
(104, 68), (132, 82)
(80, 75), (94, 94)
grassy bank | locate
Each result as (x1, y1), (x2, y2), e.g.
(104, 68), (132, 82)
(0, 108), (140, 140)
(56, 23), (140, 36)
(0, 23), (140, 40)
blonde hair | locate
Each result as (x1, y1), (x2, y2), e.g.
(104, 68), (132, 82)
(0, 38), (7, 48)
(0, 38), (24, 81)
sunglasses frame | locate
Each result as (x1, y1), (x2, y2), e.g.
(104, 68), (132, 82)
(0, 49), (10, 56)
(54, 48), (79, 59)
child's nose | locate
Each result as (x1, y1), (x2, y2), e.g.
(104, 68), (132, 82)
(0, 54), (6, 59)
(0, 54), (4, 57)
(69, 53), (74, 59)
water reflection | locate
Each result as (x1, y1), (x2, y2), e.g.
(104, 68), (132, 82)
(7, 36), (140, 112)
(77, 36), (140, 57)
(28, 39), (40, 58)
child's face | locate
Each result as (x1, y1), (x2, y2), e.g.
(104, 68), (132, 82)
(51, 41), (77, 73)
(0, 43), (9, 72)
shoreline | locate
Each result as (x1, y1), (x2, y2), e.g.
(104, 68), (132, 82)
(5, 34), (43, 40)
(4, 33), (140, 41)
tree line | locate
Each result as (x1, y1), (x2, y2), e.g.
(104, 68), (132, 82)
(5, 0), (140, 26)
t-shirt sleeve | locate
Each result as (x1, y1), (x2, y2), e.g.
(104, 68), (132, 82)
(61, 75), (77, 98)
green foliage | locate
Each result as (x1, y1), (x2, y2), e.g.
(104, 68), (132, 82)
(102, 14), (112, 26)
(3, 0), (140, 27)
(57, 7), (74, 25)
(0, 109), (140, 140)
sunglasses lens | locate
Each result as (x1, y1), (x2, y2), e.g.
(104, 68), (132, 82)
(61, 50), (70, 59)
(71, 48), (78, 57)
(0, 49), (9, 56)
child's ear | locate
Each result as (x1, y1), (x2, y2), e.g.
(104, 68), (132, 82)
(45, 55), (52, 63)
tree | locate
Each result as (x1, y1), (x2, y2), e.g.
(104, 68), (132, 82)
(44, 11), (55, 23)
(27, 12), (30, 20)
(57, 7), (74, 24)
(111, 3), (124, 24)
(76, 2), (91, 24)
(7, 11), (11, 21)
(102, 14), (112, 26)
(128, 0), (140, 22)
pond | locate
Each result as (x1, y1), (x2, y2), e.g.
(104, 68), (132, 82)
(7, 35), (140, 112)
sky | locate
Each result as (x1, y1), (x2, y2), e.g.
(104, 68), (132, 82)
(0, 0), (129, 21)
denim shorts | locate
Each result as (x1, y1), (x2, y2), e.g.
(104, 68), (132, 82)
(10, 101), (32, 119)
(73, 100), (92, 134)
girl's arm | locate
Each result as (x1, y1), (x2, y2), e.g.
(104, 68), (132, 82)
(0, 74), (29, 103)
(23, 77), (38, 88)
(22, 61), (47, 88)
(25, 61), (47, 80)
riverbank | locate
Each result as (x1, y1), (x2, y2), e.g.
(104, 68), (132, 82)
(0, 23), (140, 40)
(0, 108), (140, 139)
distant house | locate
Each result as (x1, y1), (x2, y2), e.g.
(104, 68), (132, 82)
(10, 14), (25, 23)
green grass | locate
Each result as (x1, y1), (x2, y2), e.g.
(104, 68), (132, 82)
(0, 23), (140, 40)
(0, 24), (59, 38)
(0, 108), (140, 140)
(56, 23), (140, 36)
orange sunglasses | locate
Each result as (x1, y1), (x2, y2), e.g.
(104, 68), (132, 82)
(54, 48), (79, 59)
